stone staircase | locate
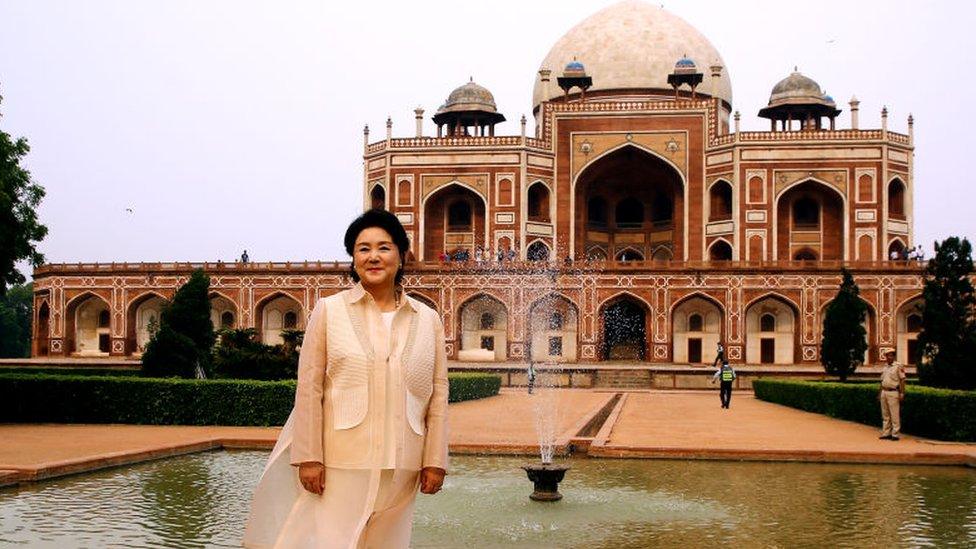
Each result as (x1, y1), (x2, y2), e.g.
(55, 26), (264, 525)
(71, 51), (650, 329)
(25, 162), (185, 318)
(594, 368), (653, 389)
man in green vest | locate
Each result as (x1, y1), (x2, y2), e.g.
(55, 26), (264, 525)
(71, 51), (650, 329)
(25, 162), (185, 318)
(711, 359), (737, 409)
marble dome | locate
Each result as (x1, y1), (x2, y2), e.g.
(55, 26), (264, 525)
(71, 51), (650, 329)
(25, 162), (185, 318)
(532, 0), (732, 109)
(438, 78), (499, 115)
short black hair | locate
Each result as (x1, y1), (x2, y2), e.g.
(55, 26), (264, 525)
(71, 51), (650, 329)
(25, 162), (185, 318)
(343, 208), (410, 285)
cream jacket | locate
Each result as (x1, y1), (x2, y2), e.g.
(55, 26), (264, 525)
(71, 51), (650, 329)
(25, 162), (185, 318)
(289, 284), (449, 471)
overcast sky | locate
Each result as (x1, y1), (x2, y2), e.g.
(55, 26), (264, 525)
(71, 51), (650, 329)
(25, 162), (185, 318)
(0, 0), (970, 269)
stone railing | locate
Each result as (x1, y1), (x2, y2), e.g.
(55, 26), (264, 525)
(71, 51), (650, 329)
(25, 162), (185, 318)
(34, 258), (928, 277)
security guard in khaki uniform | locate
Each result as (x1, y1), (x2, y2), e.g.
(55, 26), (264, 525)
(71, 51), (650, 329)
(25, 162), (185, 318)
(879, 350), (906, 440)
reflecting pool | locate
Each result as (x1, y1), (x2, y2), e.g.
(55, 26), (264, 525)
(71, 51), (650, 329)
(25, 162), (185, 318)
(1, 451), (974, 548)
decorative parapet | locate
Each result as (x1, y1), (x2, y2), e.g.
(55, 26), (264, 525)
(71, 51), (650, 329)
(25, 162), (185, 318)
(364, 99), (911, 156)
(33, 259), (928, 278)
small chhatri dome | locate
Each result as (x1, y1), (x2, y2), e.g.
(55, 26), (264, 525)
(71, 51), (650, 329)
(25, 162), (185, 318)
(674, 55), (697, 74)
(436, 77), (500, 115)
(766, 68), (830, 108)
(563, 58), (586, 77)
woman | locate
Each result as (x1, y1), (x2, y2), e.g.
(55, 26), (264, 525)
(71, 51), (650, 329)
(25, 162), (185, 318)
(243, 209), (449, 549)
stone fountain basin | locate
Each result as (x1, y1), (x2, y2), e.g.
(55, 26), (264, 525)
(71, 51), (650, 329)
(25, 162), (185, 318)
(522, 463), (571, 501)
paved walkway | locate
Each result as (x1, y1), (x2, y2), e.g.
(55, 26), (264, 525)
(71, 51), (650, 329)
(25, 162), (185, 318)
(2, 389), (974, 486)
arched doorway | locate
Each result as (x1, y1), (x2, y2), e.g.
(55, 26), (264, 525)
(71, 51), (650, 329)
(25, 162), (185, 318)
(256, 294), (304, 346)
(458, 295), (507, 361)
(575, 145), (684, 260)
(370, 184), (386, 210)
(67, 294), (112, 356)
(210, 294), (237, 330)
(527, 241), (551, 261)
(709, 181), (733, 222)
(527, 182), (551, 223)
(776, 180), (844, 260)
(600, 295), (649, 360)
(423, 184), (486, 261)
(128, 294), (167, 355)
(35, 301), (50, 356)
(672, 296), (723, 364)
(888, 178), (906, 219)
(888, 239), (906, 261)
(528, 294), (579, 362)
(745, 296), (798, 364)
(896, 297), (923, 365)
(708, 240), (733, 261)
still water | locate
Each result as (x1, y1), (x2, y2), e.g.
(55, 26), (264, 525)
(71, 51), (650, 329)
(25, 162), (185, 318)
(1, 451), (974, 548)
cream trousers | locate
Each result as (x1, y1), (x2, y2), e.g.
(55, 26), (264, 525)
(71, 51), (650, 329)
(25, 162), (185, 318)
(880, 390), (901, 437)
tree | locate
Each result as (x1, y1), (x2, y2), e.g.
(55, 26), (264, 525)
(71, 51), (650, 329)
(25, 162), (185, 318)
(0, 282), (32, 357)
(0, 93), (48, 296)
(142, 269), (215, 378)
(916, 237), (976, 389)
(821, 268), (868, 381)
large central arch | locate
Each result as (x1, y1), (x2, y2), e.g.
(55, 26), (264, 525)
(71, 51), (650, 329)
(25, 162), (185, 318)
(422, 183), (488, 261)
(775, 179), (846, 261)
(573, 145), (685, 261)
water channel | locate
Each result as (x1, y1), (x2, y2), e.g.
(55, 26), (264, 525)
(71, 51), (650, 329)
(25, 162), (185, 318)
(1, 451), (974, 548)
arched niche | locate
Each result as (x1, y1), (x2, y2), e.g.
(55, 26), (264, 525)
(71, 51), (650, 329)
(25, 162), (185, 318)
(457, 295), (507, 361)
(672, 295), (723, 364)
(528, 294), (579, 362)
(257, 294), (304, 346)
(599, 294), (650, 361)
(745, 295), (798, 364)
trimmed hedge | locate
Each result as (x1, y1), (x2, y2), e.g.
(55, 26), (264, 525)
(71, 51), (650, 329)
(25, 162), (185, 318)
(0, 373), (294, 426)
(447, 372), (502, 403)
(753, 378), (976, 442)
(0, 367), (140, 377)
(0, 371), (502, 425)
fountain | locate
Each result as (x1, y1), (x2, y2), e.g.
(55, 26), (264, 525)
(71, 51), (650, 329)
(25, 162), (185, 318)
(521, 461), (570, 501)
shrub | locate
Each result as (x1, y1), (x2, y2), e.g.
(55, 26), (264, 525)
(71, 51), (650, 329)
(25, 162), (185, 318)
(753, 378), (976, 441)
(0, 372), (501, 425)
(917, 237), (976, 390)
(212, 328), (300, 381)
(0, 367), (139, 377)
(448, 372), (501, 403)
(142, 269), (215, 378)
(0, 373), (294, 426)
(821, 268), (867, 381)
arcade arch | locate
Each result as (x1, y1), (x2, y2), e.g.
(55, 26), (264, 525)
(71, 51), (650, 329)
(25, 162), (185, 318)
(257, 294), (304, 346)
(599, 293), (650, 361)
(776, 180), (844, 261)
(528, 294), (579, 362)
(458, 294), (507, 361)
(575, 145), (684, 261)
(745, 295), (798, 364)
(672, 295), (723, 364)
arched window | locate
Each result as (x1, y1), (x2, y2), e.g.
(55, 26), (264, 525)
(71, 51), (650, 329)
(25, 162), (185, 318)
(760, 313), (776, 332)
(220, 311), (235, 328)
(709, 240), (733, 261)
(527, 183), (550, 222)
(907, 313), (922, 333)
(480, 312), (495, 330)
(587, 196), (608, 227)
(888, 179), (906, 219)
(447, 200), (472, 230)
(370, 185), (385, 210)
(615, 248), (645, 261)
(98, 310), (110, 328)
(793, 197), (819, 228)
(652, 247), (673, 261)
(793, 248), (818, 261)
(527, 241), (550, 261)
(549, 312), (564, 330)
(587, 246), (608, 260)
(709, 181), (733, 221)
(283, 311), (298, 330)
(688, 313), (703, 332)
(615, 198), (644, 228)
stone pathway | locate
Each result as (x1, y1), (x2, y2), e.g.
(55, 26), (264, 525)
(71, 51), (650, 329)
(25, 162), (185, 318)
(2, 389), (973, 486)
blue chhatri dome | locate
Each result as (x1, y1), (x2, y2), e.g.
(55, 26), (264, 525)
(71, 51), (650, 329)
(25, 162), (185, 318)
(676, 56), (696, 68)
(565, 60), (585, 71)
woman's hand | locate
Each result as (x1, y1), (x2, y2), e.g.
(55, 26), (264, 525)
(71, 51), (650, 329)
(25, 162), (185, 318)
(419, 467), (446, 494)
(298, 462), (325, 495)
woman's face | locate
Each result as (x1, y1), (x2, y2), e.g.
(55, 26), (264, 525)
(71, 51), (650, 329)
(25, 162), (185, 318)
(353, 227), (401, 290)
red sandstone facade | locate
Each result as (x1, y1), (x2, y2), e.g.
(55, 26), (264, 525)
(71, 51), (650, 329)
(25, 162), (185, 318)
(30, 2), (924, 366)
